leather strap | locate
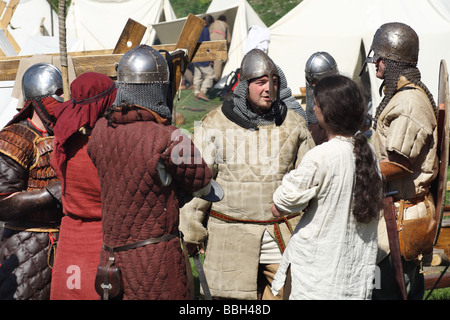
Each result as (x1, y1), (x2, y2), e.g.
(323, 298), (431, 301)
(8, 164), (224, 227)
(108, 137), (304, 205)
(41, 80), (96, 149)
(210, 210), (299, 253)
(102, 232), (178, 253)
(100, 232), (179, 300)
(383, 196), (407, 300)
(193, 253), (212, 300)
(180, 236), (196, 300)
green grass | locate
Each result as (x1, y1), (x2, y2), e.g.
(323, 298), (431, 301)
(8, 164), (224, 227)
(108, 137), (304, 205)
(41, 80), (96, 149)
(172, 87), (222, 132)
(425, 287), (450, 300)
(169, 0), (304, 27)
(189, 254), (205, 299)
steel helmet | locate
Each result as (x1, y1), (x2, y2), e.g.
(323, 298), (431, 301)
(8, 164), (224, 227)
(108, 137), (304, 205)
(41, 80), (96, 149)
(239, 49), (279, 102)
(114, 45), (172, 119)
(366, 22), (419, 65)
(305, 52), (339, 85)
(116, 44), (169, 83)
(22, 63), (64, 102)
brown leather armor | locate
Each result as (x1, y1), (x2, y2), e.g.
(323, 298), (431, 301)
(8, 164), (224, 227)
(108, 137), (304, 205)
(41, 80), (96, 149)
(29, 136), (59, 190)
(0, 123), (37, 169)
(0, 122), (61, 226)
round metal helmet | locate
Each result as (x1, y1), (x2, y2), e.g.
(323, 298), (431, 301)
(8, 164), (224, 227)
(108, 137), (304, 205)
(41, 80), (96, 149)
(240, 49), (279, 101)
(22, 63), (64, 102)
(116, 44), (169, 83)
(305, 52), (339, 85)
(368, 22), (419, 64)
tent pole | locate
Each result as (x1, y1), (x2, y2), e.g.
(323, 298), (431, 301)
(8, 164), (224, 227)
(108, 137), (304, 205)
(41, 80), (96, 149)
(58, 0), (70, 101)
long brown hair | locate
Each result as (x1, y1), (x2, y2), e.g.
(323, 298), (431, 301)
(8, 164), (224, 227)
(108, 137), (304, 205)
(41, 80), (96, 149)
(314, 75), (383, 223)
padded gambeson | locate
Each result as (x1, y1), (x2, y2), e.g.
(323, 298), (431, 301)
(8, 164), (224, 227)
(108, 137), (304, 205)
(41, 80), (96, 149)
(87, 111), (211, 300)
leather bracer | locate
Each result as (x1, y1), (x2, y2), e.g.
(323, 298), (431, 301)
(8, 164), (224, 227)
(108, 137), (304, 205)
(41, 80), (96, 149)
(0, 181), (61, 221)
(379, 161), (413, 182)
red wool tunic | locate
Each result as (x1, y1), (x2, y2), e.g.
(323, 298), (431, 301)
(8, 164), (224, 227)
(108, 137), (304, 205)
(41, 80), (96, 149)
(50, 135), (103, 300)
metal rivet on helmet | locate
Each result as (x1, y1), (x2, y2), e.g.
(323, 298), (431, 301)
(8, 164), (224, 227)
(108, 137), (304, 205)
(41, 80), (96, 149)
(369, 22), (419, 65)
(116, 44), (169, 83)
(22, 63), (64, 102)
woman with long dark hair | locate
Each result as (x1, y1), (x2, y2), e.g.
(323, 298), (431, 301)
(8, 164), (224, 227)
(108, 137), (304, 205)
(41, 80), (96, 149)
(271, 75), (383, 299)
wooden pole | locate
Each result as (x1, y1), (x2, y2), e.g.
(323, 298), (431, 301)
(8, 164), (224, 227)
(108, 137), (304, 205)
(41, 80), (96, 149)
(58, 0), (70, 101)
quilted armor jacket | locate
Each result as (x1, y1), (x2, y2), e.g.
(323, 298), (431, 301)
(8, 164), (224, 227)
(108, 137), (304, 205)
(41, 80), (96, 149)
(87, 108), (212, 300)
(179, 102), (315, 299)
(372, 76), (438, 263)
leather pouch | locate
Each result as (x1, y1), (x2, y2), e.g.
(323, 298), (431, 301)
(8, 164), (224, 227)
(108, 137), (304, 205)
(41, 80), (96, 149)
(397, 197), (437, 261)
(95, 263), (124, 300)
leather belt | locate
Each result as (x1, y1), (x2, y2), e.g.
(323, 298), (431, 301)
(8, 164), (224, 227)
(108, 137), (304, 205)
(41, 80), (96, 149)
(3, 221), (60, 233)
(210, 210), (300, 253)
(102, 233), (179, 253)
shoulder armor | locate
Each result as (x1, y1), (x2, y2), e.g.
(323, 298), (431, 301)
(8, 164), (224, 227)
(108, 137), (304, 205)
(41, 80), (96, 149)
(0, 123), (39, 168)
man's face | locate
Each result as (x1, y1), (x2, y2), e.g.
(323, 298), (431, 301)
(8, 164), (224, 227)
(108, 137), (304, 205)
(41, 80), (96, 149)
(247, 75), (279, 115)
(375, 58), (386, 79)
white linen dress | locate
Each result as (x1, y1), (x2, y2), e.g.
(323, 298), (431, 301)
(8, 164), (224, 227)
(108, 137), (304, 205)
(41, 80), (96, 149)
(271, 136), (378, 300)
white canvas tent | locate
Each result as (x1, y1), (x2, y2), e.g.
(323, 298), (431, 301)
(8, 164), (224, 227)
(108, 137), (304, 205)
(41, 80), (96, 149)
(6, 0), (83, 55)
(206, 0), (267, 78)
(7, 0), (58, 50)
(149, 0), (266, 81)
(268, 0), (450, 112)
(0, 0), (83, 129)
(66, 0), (177, 51)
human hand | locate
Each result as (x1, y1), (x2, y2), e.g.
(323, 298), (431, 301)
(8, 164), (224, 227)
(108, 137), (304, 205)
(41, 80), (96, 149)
(185, 242), (205, 256)
(271, 204), (288, 217)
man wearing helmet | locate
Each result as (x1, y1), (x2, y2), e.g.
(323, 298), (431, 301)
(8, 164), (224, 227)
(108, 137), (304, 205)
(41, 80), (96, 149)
(363, 23), (438, 300)
(304, 51), (339, 145)
(0, 63), (64, 299)
(180, 49), (314, 300)
(87, 45), (217, 300)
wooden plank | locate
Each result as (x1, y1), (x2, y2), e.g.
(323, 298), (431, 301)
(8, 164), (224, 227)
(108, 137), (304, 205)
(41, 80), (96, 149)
(72, 54), (123, 78)
(3, 29), (19, 54)
(435, 224), (450, 258)
(112, 18), (147, 54)
(175, 13), (205, 62)
(171, 13), (205, 96)
(424, 271), (450, 290)
(0, 0), (19, 54)
(0, 49), (114, 60)
(0, 40), (226, 81)
(0, 2), (7, 17)
(0, 0), (19, 29)
(181, 40), (227, 63)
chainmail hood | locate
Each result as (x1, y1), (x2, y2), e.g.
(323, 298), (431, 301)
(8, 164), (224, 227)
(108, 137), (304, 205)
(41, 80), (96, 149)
(114, 81), (172, 120)
(232, 73), (285, 127)
(373, 59), (437, 129)
(229, 65), (306, 127)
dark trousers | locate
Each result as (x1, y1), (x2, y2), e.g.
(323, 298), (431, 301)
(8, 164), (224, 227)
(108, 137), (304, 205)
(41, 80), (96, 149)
(372, 254), (424, 300)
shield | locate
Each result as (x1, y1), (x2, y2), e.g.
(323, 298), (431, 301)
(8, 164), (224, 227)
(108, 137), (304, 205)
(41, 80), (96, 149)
(431, 59), (449, 245)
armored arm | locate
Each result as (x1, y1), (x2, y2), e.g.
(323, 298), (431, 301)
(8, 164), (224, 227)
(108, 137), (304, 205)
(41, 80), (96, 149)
(0, 181), (61, 221)
(379, 152), (412, 182)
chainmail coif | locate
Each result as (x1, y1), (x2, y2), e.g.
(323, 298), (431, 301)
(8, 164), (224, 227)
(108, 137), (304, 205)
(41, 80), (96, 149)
(373, 59), (437, 129)
(232, 65), (307, 126)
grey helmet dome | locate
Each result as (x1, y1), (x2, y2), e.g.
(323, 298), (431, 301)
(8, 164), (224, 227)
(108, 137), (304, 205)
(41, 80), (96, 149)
(22, 63), (64, 102)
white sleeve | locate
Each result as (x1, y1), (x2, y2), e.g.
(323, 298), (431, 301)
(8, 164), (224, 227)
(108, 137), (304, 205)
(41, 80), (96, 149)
(273, 150), (321, 213)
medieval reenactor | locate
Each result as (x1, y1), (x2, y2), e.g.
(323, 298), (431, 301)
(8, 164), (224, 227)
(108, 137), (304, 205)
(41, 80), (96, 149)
(271, 75), (382, 299)
(87, 45), (218, 300)
(49, 72), (117, 300)
(179, 49), (315, 300)
(364, 22), (439, 300)
(304, 51), (339, 145)
(0, 63), (64, 299)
